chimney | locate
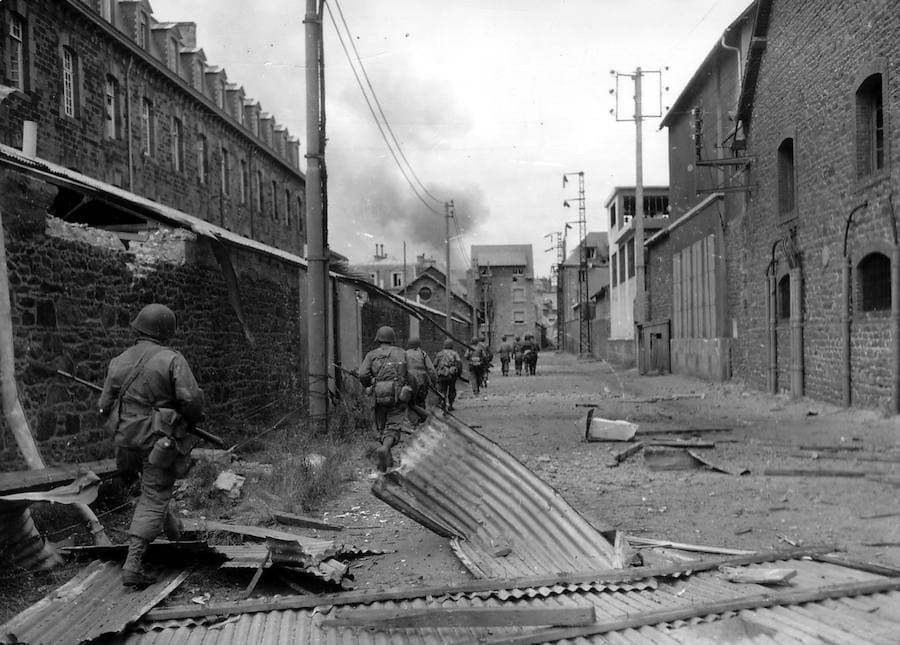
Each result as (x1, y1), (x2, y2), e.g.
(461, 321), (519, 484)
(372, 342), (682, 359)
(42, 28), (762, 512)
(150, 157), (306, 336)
(22, 121), (37, 157)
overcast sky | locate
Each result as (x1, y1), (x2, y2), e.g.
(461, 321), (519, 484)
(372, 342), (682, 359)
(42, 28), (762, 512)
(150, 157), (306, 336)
(150, 0), (752, 277)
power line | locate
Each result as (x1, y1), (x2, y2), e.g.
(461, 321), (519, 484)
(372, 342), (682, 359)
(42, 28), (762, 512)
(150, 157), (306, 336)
(324, 0), (444, 217)
(331, 0), (444, 207)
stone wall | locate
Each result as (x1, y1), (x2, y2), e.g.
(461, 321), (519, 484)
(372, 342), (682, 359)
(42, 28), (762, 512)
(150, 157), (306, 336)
(0, 173), (306, 469)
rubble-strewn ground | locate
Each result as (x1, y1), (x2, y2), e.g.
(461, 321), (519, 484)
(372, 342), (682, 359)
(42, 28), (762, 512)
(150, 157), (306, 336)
(331, 351), (900, 590)
(4, 351), (899, 622)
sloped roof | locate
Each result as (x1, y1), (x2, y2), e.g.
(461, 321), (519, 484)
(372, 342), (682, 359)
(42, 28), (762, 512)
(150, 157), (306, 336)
(471, 244), (534, 276)
(565, 231), (609, 265)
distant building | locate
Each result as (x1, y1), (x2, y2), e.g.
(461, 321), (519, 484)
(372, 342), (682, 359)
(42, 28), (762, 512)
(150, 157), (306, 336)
(351, 245), (438, 294)
(0, 0), (305, 254)
(470, 244), (536, 348)
(605, 186), (669, 364)
(400, 265), (473, 342)
(557, 232), (609, 354)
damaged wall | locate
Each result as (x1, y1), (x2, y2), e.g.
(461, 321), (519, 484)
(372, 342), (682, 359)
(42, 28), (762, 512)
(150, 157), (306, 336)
(0, 172), (307, 468)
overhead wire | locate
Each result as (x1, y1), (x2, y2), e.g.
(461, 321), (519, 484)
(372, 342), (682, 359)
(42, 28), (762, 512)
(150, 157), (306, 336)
(324, 0), (445, 217)
(331, 0), (444, 208)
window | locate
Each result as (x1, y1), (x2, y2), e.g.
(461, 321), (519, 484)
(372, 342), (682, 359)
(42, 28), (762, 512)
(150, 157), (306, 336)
(62, 48), (76, 117)
(169, 37), (179, 73)
(391, 272), (403, 288)
(479, 265), (491, 276)
(256, 171), (263, 211)
(610, 203), (617, 229)
(239, 159), (248, 203)
(418, 286), (433, 302)
(271, 180), (278, 219)
(197, 134), (208, 183)
(512, 287), (525, 303)
(778, 138), (795, 214)
(171, 117), (183, 171)
(586, 247), (597, 260)
(104, 76), (118, 138)
(859, 252), (890, 312)
(194, 60), (204, 92)
(140, 98), (154, 156)
(100, 0), (115, 21)
(618, 248), (626, 283)
(611, 251), (618, 285)
(856, 73), (885, 178)
(297, 196), (304, 231)
(513, 310), (526, 324)
(644, 195), (669, 217)
(512, 266), (525, 276)
(220, 148), (230, 195)
(8, 14), (24, 90)
(777, 274), (791, 320)
(138, 12), (149, 49)
(627, 239), (635, 278)
(285, 188), (291, 226)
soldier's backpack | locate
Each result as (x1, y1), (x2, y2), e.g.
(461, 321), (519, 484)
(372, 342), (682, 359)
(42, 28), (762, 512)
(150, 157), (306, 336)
(468, 347), (483, 367)
(372, 348), (408, 406)
(435, 350), (458, 378)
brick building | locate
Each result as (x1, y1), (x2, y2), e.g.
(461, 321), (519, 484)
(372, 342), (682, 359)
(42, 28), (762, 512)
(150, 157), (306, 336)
(647, 0), (900, 412)
(557, 232), (609, 354)
(0, 0), (305, 254)
(469, 244), (537, 348)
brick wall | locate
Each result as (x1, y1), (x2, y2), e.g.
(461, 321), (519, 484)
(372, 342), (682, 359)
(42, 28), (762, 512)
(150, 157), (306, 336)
(0, 173), (307, 469)
(729, 0), (900, 410)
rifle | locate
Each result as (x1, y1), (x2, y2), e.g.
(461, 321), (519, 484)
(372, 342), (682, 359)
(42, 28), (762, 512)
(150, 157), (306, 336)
(29, 359), (225, 448)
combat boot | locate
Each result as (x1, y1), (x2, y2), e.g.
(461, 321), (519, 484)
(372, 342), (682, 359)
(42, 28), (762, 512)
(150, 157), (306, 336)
(122, 536), (156, 589)
(375, 437), (395, 472)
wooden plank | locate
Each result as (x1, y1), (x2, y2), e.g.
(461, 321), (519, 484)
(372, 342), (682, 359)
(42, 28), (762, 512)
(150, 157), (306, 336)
(181, 518), (330, 544)
(607, 442), (644, 466)
(143, 545), (838, 622)
(636, 427), (731, 435)
(673, 253), (681, 338)
(241, 552), (269, 600)
(762, 468), (868, 478)
(626, 536), (754, 555)
(720, 566), (797, 585)
(272, 511), (343, 532)
(321, 606), (596, 628)
(0, 459), (117, 496)
(811, 554), (900, 577)
(707, 234), (717, 337)
(484, 578), (900, 645)
(646, 440), (715, 449)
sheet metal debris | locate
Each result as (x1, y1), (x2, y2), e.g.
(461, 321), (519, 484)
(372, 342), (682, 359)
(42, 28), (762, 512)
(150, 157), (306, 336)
(1, 560), (187, 645)
(373, 413), (620, 578)
(0, 472), (100, 507)
(0, 508), (63, 571)
(123, 554), (900, 644)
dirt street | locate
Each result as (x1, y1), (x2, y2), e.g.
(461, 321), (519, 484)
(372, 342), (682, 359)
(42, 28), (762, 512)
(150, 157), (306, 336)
(332, 351), (900, 590)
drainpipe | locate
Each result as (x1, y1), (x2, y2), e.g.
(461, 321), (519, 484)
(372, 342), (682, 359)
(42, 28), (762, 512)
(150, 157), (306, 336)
(766, 267), (777, 394)
(886, 194), (899, 413)
(790, 266), (803, 398)
(125, 56), (134, 191)
(841, 201), (869, 407)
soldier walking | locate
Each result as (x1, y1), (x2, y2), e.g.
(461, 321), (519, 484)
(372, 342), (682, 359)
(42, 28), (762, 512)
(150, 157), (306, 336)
(433, 338), (462, 411)
(405, 336), (436, 424)
(99, 304), (205, 588)
(498, 335), (513, 376)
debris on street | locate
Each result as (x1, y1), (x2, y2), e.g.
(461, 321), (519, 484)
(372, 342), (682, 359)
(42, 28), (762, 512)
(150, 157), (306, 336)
(584, 408), (638, 441)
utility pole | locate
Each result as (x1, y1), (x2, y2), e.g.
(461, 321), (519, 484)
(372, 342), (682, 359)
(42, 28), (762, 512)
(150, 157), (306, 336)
(445, 200), (454, 335)
(305, 0), (329, 430)
(612, 66), (664, 362)
(563, 171), (590, 355)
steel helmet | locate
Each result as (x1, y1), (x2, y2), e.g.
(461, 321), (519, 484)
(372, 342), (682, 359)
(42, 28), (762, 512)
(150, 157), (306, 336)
(375, 325), (396, 343)
(131, 303), (176, 341)
(443, 338), (454, 349)
(407, 336), (421, 349)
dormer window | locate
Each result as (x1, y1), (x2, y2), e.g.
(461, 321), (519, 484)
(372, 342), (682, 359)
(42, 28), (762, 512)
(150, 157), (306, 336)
(512, 266), (525, 276)
(138, 12), (149, 49)
(169, 37), (179, 73)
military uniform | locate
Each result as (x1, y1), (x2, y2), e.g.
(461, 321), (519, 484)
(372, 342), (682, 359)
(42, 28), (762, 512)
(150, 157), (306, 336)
(434, 340), (462, 411)
(405, 338), (436, 417)
(498, 336), (513, 376)
(99, 304), (204, 588)
(358, 326), (410, 470)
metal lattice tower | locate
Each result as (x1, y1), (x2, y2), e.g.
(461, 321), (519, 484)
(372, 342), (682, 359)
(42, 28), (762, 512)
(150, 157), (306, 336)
(564, 171), (591, 354)
(546, 231), (566, 350)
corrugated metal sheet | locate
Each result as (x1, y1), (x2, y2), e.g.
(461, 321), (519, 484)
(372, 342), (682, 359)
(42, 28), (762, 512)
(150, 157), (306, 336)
(2, 560), (187, 645)
(119, 558), (900, 645)
(372, 413), (619, 578)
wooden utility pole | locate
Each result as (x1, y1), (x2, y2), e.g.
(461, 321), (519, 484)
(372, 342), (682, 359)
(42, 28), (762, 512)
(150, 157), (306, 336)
(633, 68), (646, 325)
(305, 0), (329, 429)
(445, 200), (453, 335)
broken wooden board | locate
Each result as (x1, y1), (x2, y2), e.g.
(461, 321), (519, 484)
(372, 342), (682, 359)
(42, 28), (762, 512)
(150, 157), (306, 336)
(644, 447), (747, 475)
(607, 442), (644, 467)
(321, 605), (596, 628)
(0, 560), (186, 645)
(720, 566), (797, 585)
(626, 536), (755, 556)
(62, 540), (217, 563)
(272, 510), (343, 531)
(647, 440), (715, 449)
(762, 468), (868, 478)
(636, 427), (732, 436)
(0, 459), (117, 496)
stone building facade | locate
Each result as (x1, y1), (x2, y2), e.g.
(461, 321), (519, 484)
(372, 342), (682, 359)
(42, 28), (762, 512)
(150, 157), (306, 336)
(647, 0), (900, 411)
(469, 244), (537, 348)
(0, 0), (305, 254)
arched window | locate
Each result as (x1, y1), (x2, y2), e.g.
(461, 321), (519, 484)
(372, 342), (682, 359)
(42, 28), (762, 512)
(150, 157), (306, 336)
(856, 74), (885, 177)
(777, 138), (795, 214)
(777, 274), (791, 320)
(858, 252), (891, 312)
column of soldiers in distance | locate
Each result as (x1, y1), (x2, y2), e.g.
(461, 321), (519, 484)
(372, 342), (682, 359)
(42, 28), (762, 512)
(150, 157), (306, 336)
(497, 333), (540, 377)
